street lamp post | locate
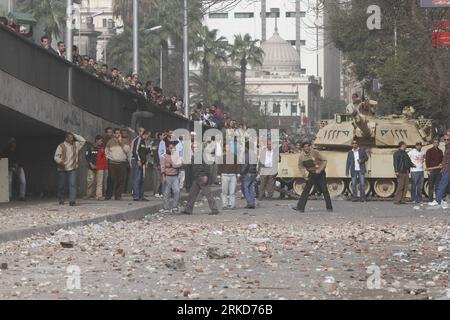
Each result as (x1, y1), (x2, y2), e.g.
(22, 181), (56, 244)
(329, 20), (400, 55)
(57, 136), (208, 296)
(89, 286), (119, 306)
(66, 0), (73, 104)
(133, 0), (138, 74)
(183, 0), (189, 118)
(143, 26), (163, 87)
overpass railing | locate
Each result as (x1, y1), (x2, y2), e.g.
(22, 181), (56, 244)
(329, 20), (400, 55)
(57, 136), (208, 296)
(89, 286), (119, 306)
(0, 25), (193, 132)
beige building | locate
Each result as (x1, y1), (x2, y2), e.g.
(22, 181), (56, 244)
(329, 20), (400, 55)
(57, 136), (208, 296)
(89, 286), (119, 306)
(246, 28), (321, 132)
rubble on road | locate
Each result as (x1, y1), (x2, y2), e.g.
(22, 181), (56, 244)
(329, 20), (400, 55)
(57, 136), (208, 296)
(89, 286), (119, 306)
(0, 200), (448, 300)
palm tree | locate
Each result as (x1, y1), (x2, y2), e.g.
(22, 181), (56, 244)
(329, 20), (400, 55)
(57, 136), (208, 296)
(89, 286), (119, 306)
(230, 34), (264, 109)
(190, 66), (240, 108)
(190, 26), (229, 105)
(17, 0), (66, 39)
(112, 0), (203, 95)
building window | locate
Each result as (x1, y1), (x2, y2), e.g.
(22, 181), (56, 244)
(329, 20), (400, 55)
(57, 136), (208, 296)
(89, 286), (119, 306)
(234, 12), (254, 18)
(209, 12), (228, 19)
(262, 11), (280, 18)
(102, 19), (107, 27)
(289, 40), (306, 46)
(291, 103), (298, 115)
(286, 11), (306, 18)
(272, 102), (281, 114)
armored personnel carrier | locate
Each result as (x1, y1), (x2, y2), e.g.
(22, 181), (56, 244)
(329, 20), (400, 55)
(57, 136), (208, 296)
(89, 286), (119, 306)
(278, 100), (435, 198)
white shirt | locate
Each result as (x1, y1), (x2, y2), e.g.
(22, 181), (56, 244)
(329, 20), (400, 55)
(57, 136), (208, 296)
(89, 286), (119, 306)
(346, 102), (358, 114)
(408, 149), (425, 172)
(265, 149), (274, 168)
(353, 149), (360, 171)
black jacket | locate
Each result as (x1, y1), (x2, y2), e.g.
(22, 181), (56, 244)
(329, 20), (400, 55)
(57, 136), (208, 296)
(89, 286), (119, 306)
(85, 144), (99, 167)
(346, 148), (369, 176)
(393, 149), (415, 174)
(190, 155), (211, 179)
(131, 136), (149, 164)
(240, 150), (257, 175)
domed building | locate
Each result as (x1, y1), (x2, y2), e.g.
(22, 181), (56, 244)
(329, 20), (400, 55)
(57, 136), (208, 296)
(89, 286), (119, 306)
(246, 28), (321, 133)
(259, 28), (302, 75)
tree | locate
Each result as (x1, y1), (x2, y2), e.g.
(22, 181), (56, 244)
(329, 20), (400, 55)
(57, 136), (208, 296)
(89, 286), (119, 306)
(190, 26), (229, 105)
(191, 66), (240, 110)
(320, 97), (346, 120)
(17, 0), (66, 39)
(230, 33), (264, 109)
(112, 0), (204, 96)
(323, 0), (450, 129)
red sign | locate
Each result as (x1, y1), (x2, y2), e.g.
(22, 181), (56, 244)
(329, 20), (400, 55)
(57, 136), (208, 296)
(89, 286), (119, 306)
(432, 21), (450, 47)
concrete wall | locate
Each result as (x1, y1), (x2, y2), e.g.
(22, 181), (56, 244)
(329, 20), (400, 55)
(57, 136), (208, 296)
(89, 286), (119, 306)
(0, 158), (8, 202)
(0, 68), (121, 199)
(0, 69), (117, 143)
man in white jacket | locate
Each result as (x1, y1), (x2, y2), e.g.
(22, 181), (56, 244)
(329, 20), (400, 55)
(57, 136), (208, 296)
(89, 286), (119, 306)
(408, 142), (425, 207)
(54, 132), (86, 206)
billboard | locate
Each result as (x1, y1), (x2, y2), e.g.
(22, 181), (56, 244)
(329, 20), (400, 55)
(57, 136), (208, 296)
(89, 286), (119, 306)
(421, 0), (450, 7)
(432, 21), (450, 47)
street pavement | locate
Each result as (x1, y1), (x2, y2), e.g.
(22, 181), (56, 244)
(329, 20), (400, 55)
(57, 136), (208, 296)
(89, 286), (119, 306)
(0, 196), (448, 300)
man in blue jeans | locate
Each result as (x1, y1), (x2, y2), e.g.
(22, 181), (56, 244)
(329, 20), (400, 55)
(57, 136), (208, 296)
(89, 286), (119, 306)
(429, 135), (450, 209)
(54, 132), (86, 206)
(160, 142), (183, 213)
(240, 142), (257, 209)
(130, 129), (151, 201)
(346, 140), (369, 202)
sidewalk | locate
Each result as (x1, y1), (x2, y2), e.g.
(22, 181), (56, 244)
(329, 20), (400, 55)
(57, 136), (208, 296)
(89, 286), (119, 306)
(0, 188), (221, 243)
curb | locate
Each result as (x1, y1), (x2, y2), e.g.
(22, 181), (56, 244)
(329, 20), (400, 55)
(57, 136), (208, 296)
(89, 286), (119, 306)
(0, 188), (222, 243)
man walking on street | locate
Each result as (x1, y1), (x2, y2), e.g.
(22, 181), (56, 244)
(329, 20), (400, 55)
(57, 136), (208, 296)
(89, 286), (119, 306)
(54, 132), (86, 206)
(106, 129), (131, 200)
(258, 140), (278, 201)
(176, 136), (186, 190)
(425, 138), (443, 202)
(85, 135), (107, 200)
(294, 142), (333, 213)
(429, 135), (450, 209)
(346, 140), (369, 202)
(161, 142), (183, 213)
(182, 143), (219, 215)
(221, 144), (239, 209)
(408, 142), (425, 208)
(393, 141), (416, 205)
(241, 141), (258, 209)
(130, 130), (150, 201)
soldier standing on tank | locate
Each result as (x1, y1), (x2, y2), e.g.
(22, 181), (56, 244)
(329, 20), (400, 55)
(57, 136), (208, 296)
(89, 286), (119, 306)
(393, 141), (416, 205)
(293, 142), (333, 213)
(346, 93), (361, 115)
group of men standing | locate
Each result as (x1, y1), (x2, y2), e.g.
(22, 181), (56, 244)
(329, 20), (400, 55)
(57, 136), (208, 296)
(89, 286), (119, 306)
(393, 136), (450, 209)
(342, 136), (449, 209)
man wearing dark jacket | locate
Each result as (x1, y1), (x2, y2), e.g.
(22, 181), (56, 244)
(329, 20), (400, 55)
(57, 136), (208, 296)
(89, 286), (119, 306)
(425, 138), (444, 202)
(241, 141), (258, 209)
(131, 130), (150, 201)
(182, 143), (219, 215)
(393, 141), (416, 204)
(346, 140), (369, 202)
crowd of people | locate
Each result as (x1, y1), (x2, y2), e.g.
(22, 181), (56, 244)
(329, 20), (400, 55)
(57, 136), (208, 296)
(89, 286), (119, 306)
(2, 127), (450, 216)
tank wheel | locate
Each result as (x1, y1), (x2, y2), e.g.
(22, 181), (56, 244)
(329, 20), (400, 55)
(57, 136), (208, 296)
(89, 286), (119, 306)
(373, 179), (396, 198)
(326, 179), (346, 198)
(293, 179), (313, 196)
(349, 180), (372, 196)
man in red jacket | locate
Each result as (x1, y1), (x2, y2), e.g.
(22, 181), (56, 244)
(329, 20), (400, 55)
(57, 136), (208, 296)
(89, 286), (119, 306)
(425, 138), (444, 202)
(85, 136), (108, 200)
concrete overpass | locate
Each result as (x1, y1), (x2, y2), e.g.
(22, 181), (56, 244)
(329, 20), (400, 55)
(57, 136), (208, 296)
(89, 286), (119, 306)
(0, 25), (192, 200)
